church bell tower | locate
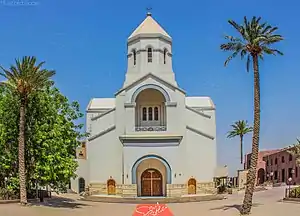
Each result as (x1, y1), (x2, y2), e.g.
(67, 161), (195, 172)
(124, 12), (177, 87)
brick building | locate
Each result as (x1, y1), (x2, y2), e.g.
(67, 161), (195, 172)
(263, 147), (300, 185)
(244, 147), (300, 185)
(244, 149), (280, 185)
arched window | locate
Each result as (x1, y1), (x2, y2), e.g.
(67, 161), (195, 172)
(133, 49), (137, 65)
(142, 107), (147, 121)
(163, 49), (167, 64)
(289, 154), (293, 161)
(154, 107), (159, 120)
(148, 107), (153, 120)
(275, 158), (278, 165)
(147, 47), (153, 63)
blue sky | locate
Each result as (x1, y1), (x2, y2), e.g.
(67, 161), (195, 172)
(1, 0), (299, 175)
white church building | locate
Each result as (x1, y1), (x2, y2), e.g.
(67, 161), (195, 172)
(71, 12), (217, 197)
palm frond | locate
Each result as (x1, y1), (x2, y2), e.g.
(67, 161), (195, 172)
(224, 51), (239, 66)
(221, 16), (283, 70)
(228, 20), (242, 33)
(0, 56), (55, 99)
(240, 49), (247, 59)
(224, 35), (243, 42)
(227, 120), (253, 139)
(261, 46), (284, 55)
(220, 41), (244, 51)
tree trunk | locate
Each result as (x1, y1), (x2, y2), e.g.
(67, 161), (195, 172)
(240, 135), (244, 164)
(18, 98), (27, 205)
(241, 54), (260, 215)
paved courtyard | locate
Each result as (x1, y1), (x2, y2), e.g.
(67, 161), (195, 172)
(0, 187), (298, 216)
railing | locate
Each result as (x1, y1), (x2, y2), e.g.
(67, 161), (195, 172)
(135, 126), (167, 132)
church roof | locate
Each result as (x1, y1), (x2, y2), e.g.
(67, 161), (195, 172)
(87, 98), (115, 110)
(128, 13), (171, 41)
(115, 73), (185, 96)
(185, 97), (215, 109)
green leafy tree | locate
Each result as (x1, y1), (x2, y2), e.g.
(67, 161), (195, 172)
(0, 56), (55, 204)
(0, 85), (84, 197)
(26, 87), (84, 191)
(220, 16), (283, 214)
(227, 120), (253, 164)
(0, 86), (19, 196)
(288, 139), (300, 165)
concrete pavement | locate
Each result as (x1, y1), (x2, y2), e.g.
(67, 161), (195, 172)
(0, 186), (298, 216)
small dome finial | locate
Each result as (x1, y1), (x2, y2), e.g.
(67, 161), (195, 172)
(146, 7), (152, 16)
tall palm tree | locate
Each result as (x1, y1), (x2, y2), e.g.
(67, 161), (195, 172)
(220, 16), (283, 214)
(227, 120), (253, 164)
(0, 56), (55, 205)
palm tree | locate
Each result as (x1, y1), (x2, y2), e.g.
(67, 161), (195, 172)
(220, 16), (283, 214)
(0, 56), (55, 205)
(227, 120), (253, 164)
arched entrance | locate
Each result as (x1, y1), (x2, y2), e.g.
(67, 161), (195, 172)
(132, 155), (171, 197)
(188, 178), (196, 194)
(107, 179), (116, 195)
(141, 169), (163, 196)
(257, 168), (265, 185)
(78, 177), (85, 193)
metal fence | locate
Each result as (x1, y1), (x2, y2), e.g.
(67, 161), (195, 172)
(37, 189), (52, 198)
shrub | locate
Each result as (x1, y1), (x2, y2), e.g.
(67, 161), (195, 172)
(289, 186), (300, 198)
(0, 188), (18, 200)
(0, 188), (44, 200)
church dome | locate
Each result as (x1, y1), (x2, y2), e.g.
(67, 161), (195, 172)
(128, 12), (171, 42)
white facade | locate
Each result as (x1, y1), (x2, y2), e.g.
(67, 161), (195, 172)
(71, 13), (217, 197)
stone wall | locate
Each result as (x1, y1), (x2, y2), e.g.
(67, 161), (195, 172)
(196, 182), (217, 194)
(88, 183), (107, 195)
(88, 182), (215, 197)
(121, 184), (137, 197)
(116, 184), (123, 196)
(167, 184), (186, 197)
(88, 183), (137, 197)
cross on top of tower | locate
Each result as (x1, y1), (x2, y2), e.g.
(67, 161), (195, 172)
(146, 7), (152, 16)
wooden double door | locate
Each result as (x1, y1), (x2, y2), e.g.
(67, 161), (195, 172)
(141, 169), (163, 196)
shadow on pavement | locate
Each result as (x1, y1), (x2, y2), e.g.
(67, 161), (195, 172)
(209, 203), (262, 213)
(29, 196), (90, 209)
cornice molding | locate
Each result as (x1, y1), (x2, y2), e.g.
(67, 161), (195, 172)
(127, 34), (172, 45)
(124, 102), (136, 108)
(165, 102), (177, 107)
(127, 48), (173, 57)
(119, 135), (183, 147)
